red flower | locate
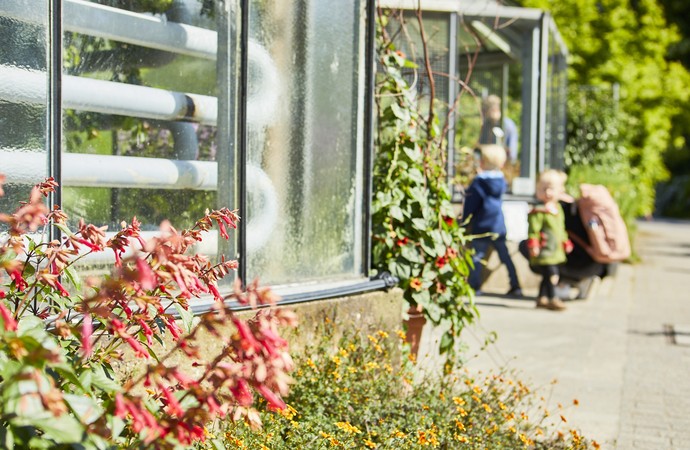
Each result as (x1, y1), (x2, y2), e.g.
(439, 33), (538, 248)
(255, 383), (286, 411)
(230, 378), (254, 406)
(435, 256), (447, 268)
(81, 314), (93, 357)
(135, 257), (157, 291)
(0, 302), (17, 331)
(9, 270), (27, 291)
(396, 236), (410, 247)
(443, 215), (455, 226)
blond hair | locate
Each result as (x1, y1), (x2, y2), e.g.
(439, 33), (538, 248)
(479, 144), (507, 170)
(537, 169), (567, 189)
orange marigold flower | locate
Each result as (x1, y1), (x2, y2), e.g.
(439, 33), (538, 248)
(409, 278), (422, 291)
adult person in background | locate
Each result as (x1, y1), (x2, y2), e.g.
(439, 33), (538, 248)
(479, 94), (518, 164)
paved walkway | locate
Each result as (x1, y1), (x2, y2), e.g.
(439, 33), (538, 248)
(418, 219), (690, 449)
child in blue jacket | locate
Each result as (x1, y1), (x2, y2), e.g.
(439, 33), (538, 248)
(463, 144), (522, 297)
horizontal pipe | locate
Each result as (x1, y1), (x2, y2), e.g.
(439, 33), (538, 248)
(1, 150), (278, 252)
(1, 0), (216, 60)
(0, 66), (218, 126)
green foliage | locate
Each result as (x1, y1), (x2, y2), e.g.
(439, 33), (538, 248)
(217, 326), (600, 449)
(521, 0), (689, 217)
(371, 14), (477, 359)
(0, 180), (295, 449)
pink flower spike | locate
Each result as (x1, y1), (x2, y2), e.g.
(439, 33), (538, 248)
(114, 393), (127, 418)
(208, 283), (223, 301)
(165, 316), (182, 340)
(135, 258), (157, 291)
(81, 314), (93, 357)
(9, 270), (28, 291)
(230, 379), (253, 406)
(0, 302), (18, 332)
(255, 384), (286, 411)
(217, 220), (229, 240)
(54, 279), (70, 297)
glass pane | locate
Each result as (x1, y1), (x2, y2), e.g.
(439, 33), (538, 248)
(246, 0), (366, 286)
(544, 26), (567, 170)
(61, 0), (221, 235)
(0, 1), (50, 213)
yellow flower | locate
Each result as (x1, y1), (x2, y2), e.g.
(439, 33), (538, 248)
(335, 421), (362, 434)
(363, 439), (377, 448)
(306, 358), (317, 369)
(391, 430), (406, 439)
(348, 367), (358, 373)
(452, 396), (465, 406)
(280, 404), (297, 420)
(396, 330), (406, 340)
(331, 355), (341, 366)
(455, 420), (465, 431)
(482, 403), (492, 413)
(339, 348), (349, 357)
(367, 334), (379, 344)
(377, 330), (389, 339)
(365, 362), (379, 370)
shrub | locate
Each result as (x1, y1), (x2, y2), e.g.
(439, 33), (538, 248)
(0, 177), (296, 448)
(371, 12), (477, 360)
(220, 326), (600, 450)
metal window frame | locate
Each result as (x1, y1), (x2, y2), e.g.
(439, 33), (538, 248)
(9, 0), (388, 308)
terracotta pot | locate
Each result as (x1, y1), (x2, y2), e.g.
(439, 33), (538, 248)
(403, 307), (426, 357)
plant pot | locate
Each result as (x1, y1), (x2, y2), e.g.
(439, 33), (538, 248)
(403, 306), (426, 358)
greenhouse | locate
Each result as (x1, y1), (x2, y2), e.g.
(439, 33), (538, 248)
(1, 0), (567, 301)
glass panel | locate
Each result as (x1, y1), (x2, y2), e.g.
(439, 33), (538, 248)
(0, 1), (50, 213)
(387, 12), (451, 116)
(544, 25), (567, 170)
(61, 0), (220, 234)
(246, 0), (366, 286)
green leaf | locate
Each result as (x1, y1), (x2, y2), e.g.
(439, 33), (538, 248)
(107, 415), (127, 442)
(63, 265), (81, 291)
(439, 331), (454, 354)
(53, 364), (87, 393)
(90, 365), (121, 393)
(389, 205), (404, 221)
(174, 302), (194, 334)
(64, 393), (102, 425)
(28, 414), (85, 443)
(411, 290), (430, 309)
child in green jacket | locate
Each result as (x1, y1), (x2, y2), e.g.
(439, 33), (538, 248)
(527, 170), (573, 311)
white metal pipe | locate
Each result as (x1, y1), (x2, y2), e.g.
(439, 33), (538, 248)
(0, 150), (215, 190)
(0, 66), (218, 126)
(0, 150), (277, 252)
(0, 0), (216, 60)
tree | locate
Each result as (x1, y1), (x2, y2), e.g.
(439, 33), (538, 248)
(521, 0), (690, 217)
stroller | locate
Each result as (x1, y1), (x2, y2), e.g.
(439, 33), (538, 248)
(519, 199), (610, 299)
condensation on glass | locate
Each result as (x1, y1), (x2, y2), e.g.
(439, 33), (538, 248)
(60, 0), (220, 232)
(2, 0), (370, 290)
(0, 1), (50, 212)
(246, 0), (367, 286)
